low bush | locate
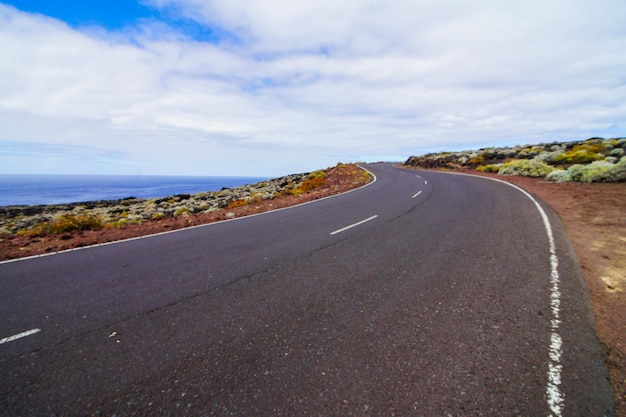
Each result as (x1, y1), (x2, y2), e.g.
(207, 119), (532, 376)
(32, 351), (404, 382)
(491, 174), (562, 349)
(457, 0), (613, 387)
(578, 160), (626, 183)
(533, 149), (565, 163)
(514, 148), (534, 159)
(579, 141), (608, 153)
(226, 199), (248, 209)
(498, 159), (556, 178)
(553, 149), (604, 165)
(174, 207), (193, 216)
(545, 169), (569, 182)
(563, 164), (586, 182)
(292, 170), (328, 195)
(476, 164), (501, 173)
(467, 155), (485, 166)
(226, 193), (266, 208)
(18, 214), (104, 236)
(553, 160), (626, 183)
(553, 143), (606, 165)
(109, 219), (128, 228)
(610, 148), (624, 157)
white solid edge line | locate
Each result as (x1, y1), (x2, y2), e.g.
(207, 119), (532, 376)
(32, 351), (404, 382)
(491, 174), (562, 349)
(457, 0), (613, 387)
(446, 171), (564, 417)
(0, 165), (378, 265)
(0, 328), (41, 345)
(411, 190), (423, 199)
(330, 215), (378, 236)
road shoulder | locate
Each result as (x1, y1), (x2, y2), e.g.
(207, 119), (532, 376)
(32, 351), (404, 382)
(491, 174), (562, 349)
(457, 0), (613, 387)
(423, 168), (626, 416)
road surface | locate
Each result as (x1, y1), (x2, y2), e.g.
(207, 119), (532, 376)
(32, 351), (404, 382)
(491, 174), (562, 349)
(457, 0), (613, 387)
(0, 163), (614, 416)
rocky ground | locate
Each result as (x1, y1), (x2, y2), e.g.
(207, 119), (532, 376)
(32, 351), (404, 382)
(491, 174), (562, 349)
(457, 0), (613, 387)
(0, 172), (314, 236)
(0, 163), (369, 261)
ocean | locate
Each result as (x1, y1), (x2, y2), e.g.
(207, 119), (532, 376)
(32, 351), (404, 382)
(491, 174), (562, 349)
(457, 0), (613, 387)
(0, 174), (269, 206)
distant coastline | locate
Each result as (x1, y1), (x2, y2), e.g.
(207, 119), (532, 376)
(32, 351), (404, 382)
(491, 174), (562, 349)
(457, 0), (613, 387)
(0, 174), (268, 207)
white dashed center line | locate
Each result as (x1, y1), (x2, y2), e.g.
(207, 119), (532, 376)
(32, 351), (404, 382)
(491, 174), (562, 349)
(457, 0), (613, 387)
(0, 328), (41, 345)
(330, 215), (378, 235)
(412, 190), (422, 199)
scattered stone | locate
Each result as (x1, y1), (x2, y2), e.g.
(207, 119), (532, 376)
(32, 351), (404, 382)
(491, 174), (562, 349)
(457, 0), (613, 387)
(0, 164), (372, 247)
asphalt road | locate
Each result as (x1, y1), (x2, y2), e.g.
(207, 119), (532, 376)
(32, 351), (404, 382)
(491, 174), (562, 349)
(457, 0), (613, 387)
(0, 163), (614, 416)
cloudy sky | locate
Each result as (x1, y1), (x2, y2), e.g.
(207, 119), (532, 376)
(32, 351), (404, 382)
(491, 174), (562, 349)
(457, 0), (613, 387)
(1, 0), (624, 176)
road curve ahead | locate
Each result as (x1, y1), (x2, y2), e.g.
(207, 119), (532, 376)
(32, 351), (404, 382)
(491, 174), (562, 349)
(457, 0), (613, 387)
(0, 163), (613, 416)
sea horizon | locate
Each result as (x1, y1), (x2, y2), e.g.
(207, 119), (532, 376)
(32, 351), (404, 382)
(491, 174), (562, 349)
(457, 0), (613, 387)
(0, 174), (269, 207)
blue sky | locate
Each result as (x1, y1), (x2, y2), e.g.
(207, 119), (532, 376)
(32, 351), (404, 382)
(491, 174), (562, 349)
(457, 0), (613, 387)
(1, 0), (625, 176)
(3, 1), (157, 28)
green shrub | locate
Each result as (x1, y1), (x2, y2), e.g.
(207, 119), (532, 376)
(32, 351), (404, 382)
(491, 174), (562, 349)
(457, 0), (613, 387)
(467, 155), (485, 166)
(18, 214), (104, 236)
(580, 161), (613, 183)
(109, 219), (128, 228)
(534, 149), (565, 163)
(515, 148), (534, 159)
(174, 207), (193, 216)
(476, 164), (501, 173)
(545, 169), (569, 182)
(610, 148), (624, 157)
(581, 160), (626, 183)
(582, 141), (608, 152)
(553, 143), (606, 165)
(553, 149), (604, 165)
(498, 159), (556, 178)
(563, 164), (585, 182)
(559, 160), (626, 183)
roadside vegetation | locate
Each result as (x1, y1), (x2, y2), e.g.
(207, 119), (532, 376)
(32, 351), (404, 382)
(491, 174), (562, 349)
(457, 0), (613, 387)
(16, 213), (105, 236)
(2, 163), (369, 237)
(405, 137), (626, 183)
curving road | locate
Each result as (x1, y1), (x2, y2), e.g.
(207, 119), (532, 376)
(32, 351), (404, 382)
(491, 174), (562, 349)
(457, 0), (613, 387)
(0, 163), (614, 416)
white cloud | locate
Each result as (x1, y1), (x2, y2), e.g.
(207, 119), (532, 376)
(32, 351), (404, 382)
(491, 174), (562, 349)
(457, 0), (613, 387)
(0, 1), (625, 175)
